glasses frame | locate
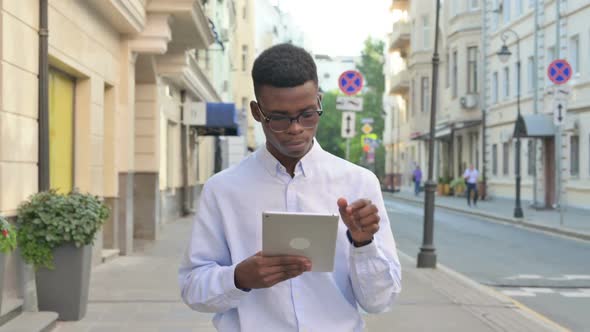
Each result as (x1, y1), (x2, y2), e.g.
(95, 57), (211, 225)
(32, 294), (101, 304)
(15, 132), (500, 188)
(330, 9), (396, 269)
(255, 96), (323, 133)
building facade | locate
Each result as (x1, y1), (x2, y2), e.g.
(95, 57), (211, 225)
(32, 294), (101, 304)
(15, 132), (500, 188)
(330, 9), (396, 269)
(483, 0), (590, 209)
(384, 0), (590, 209)
(0, 0), (238, 324)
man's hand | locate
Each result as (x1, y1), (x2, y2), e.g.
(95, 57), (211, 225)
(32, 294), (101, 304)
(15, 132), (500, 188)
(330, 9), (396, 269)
(337, 198), (380, 245)
(234, 252), (311, 290)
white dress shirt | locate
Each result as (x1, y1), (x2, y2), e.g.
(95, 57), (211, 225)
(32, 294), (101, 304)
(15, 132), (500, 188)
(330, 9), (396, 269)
(178, 140), (402, 332)
(463, 169), (479, 184)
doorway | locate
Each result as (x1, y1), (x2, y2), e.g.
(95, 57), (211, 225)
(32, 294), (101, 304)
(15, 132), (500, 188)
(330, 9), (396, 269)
(543, 138), (555, 208)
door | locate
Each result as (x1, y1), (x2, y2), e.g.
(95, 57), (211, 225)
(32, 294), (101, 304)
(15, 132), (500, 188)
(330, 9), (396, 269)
(48, 69), (74, 194)
(544, 138), (555, 208)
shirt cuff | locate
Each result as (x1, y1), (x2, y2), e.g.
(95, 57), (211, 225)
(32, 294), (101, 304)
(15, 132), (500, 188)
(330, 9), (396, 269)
(222, 264), (251, 301)
(349, 239), (379, 257)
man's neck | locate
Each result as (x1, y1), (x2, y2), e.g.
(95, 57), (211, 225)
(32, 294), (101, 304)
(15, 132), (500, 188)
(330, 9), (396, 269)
(266, 141), (313, 177)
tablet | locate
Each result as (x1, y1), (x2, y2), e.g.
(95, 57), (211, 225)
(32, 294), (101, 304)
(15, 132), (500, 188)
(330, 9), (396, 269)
(262, 211), (340, 272)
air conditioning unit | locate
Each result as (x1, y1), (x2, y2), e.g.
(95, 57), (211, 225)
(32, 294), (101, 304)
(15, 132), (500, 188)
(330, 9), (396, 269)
(460, 94), (479, 109)
(219, 28), (229, 42)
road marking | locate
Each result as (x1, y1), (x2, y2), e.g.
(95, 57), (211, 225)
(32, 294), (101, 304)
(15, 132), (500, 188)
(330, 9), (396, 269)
(560, 292), (590, 298)
(505, 274), (543, 280)
(501, 290), (536, 297)
(521, 287), (554, 294)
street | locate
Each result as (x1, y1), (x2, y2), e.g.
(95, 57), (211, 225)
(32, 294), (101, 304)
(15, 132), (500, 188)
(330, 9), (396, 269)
(384, 197), (590, 332)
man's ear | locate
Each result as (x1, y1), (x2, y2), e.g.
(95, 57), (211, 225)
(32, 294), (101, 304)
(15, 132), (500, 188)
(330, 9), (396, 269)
(250, 101), (261, 122)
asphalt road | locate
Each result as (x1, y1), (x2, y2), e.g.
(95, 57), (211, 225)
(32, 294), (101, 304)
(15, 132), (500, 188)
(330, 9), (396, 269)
(384, 198), (590, 332)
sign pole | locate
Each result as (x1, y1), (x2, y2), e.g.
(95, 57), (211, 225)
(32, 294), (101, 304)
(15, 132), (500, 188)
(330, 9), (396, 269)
(346, 138), (350, 161)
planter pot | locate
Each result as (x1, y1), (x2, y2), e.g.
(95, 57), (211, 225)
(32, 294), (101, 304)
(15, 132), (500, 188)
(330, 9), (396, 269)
(442, 184), (451, 196)
(477, 182), (486, 200)
(437, 184), (444, 196)
(36, 243), (92, 321)
(0, 253), (5, 313)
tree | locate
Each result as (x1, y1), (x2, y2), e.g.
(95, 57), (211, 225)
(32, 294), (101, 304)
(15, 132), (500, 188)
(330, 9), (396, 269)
(315, 38), (386, 182)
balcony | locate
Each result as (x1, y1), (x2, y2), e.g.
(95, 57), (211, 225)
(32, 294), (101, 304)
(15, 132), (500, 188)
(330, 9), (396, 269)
(389, 20), (410, 52)
(390, 0), (409, 11)
(389, 69), (409, 95)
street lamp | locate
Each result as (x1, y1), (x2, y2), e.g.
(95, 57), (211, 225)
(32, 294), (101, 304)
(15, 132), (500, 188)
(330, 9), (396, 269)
(497, 30), (524, 219)
(417, 0), (441, 268)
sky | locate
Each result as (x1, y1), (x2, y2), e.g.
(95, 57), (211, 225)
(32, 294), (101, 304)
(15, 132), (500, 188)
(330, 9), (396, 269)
(275, 0), (392, 57)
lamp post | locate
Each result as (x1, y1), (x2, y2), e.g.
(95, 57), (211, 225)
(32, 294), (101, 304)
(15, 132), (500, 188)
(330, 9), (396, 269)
(417, 0), (441, 268)
(497, 29), (524, 219)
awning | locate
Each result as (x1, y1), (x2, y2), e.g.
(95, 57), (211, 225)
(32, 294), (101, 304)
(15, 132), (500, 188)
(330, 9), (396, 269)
(195, 103), (238, 136)
(514, 114), (555, 138)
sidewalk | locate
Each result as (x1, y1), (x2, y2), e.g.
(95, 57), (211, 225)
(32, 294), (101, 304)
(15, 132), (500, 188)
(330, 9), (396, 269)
(385, 188), (590, 241)
(51, 216), (566, 332)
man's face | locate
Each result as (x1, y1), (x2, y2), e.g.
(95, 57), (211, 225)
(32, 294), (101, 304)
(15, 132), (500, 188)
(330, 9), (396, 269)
(251, 81), (321, 160)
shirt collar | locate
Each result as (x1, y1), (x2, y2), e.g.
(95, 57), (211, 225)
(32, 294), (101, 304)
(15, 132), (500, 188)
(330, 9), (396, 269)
(256, 138), (323, 178)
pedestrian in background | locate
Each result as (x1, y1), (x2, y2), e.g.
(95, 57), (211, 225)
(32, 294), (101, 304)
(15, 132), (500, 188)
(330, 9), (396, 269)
(179, 44), (401, 332)
(412, 165), (422, 196)
(464, 164), (479, 206)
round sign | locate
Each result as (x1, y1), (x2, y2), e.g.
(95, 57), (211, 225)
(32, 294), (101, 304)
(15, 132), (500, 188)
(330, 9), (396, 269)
(338, 70), (364, 95)
(547, 59), (572, 85)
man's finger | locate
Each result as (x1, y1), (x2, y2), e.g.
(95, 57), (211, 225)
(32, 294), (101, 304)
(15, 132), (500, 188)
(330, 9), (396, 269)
(358, 214), (380, 227)
(262, 255), (310, 267)
(348, 199), (371, 212)
(354, 204), (379, 219)
(260, 264), (306, 277)
(265, 269), (304, 286)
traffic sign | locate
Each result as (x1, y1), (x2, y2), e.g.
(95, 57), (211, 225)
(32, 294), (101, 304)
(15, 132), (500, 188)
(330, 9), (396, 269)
(547, 59), (572, 85)
(336, 96), (363, 111)
(361, 123), (373, 134)
(341, 111), (356, 138)
(338, 70), (364, 95)
(361, 118), (374, 124)
(553, 99), (567, 126)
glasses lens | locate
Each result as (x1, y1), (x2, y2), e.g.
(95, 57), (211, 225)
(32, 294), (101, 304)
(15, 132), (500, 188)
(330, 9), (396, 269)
(269, 118), (291, 132)
(299, 111), (320, 128)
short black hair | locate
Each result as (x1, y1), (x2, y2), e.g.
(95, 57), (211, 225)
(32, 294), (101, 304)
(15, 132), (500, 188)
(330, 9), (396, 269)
(252, 43), (318, 96)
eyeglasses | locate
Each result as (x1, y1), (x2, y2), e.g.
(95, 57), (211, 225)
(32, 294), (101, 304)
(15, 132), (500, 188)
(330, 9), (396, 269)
(256, 97), (323, 133)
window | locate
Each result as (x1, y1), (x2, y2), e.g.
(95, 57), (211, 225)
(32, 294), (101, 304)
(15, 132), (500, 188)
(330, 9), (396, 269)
(503, 0), (511, 24)
(492, 0), (499, 30)
(569, 35), (579, 74)
(505, 67), (512, 98)
(452, 50), (458, 98)
(467, 47), (478, 93)
(458, 136), (463, 175)
(445, 52), (450, 88)
(241, 45), (248, 71)
(515, 0), (522, 17)
(470, 0), (479, 11)
(241, 97), (248, 112)
(529, 0), (535, 8)
(503, 142), (510, 175)
(242, 0), (247, 19)
(492, 144), (498, 175)
(571, 135), (579, 176)
(514, 62), (520, 96)
(475, 134), (480, 170)
(411, 79), (416, 116)
(421, 77), (430, 113)
(527, 56), (535, 93)
(422, 16), (430, 50)
(492, 72), (499, 103)
(451, 0), (459, 17)
(546, 46), (555, 86)
(527, 140), (535, 176)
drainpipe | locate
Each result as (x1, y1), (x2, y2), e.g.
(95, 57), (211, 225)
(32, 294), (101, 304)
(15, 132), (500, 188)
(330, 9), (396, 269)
(38, 0), (49, 191)
(180, 90), (189, 216)
(481, 2), (488, 198)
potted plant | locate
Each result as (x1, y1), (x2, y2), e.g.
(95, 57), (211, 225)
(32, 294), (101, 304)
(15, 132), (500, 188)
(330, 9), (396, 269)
(437, 177), (445, 196)
(477, 175), (486, 200)
(450, 177), (466, 197)
(0, 215), (17, 313)
(16, 190), (109, 321)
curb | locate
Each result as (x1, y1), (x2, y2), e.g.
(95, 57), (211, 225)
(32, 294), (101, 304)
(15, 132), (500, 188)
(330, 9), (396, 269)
(397, 251), (571, 332)
(385, 193), (590, 242)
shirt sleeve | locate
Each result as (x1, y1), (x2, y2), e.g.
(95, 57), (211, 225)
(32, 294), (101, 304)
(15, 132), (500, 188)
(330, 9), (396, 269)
(348, 173), (402, 314)
(178, 182), (249, 313)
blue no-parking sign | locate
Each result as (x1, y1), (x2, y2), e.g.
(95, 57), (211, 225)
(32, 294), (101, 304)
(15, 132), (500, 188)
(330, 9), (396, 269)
(547, 59), (572, 85)
(338, 70), (364, 95)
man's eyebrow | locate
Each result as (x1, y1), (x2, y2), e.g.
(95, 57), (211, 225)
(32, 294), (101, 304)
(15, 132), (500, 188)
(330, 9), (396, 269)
(268, 104), (318, 115)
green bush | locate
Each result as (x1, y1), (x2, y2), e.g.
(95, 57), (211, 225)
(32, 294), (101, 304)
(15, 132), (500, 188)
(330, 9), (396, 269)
(16, 190), (110, 269)
(0, 216), (17, 254)
(449, 177), (466, 191)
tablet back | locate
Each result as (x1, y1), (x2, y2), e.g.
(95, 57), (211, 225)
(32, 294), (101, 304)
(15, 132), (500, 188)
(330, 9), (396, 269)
(262, 211), (339, 272)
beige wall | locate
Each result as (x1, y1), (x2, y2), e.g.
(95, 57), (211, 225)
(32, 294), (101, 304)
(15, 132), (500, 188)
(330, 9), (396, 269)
(135, 84), (160, 173)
